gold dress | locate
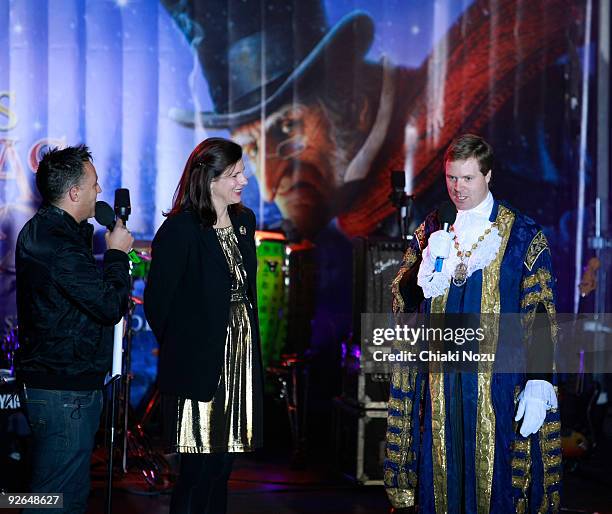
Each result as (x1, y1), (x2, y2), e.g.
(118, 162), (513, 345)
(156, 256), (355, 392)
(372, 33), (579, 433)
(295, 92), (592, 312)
(173, 225), (263, 453)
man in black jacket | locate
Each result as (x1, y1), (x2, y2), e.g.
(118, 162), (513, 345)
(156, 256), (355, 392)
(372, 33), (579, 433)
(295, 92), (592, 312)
(15, 145), (133, 513)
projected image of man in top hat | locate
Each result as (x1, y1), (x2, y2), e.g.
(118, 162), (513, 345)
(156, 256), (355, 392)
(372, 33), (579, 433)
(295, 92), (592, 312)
(162, 0), (583, 239)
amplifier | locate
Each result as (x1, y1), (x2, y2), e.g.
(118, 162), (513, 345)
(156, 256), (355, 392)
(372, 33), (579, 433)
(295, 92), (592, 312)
(332, 397), (387, 485)
(341, 368), (390, 409)
(347, 238), (403, 407)
(352, 238), (405, 342)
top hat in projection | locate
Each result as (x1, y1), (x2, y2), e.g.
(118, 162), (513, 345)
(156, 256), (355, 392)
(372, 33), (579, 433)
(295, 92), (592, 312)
(162, 0), (374, 128)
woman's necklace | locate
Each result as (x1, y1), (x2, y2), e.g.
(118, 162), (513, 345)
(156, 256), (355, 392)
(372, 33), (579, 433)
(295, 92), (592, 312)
(451, 222), (498, 286)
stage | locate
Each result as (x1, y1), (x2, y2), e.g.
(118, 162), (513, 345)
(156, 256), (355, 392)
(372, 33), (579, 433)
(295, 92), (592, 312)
(3, 401), (612, 513)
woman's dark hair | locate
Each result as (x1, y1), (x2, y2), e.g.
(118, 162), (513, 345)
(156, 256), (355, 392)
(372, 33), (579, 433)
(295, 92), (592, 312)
(166, 137), (243, 226)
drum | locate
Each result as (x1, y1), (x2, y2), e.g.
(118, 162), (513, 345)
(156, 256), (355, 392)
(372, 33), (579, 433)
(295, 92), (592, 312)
(131, 253), (151, 280)
(255, 231), (316, 370)
(131, 241), (152, 280)
(255, 232), (289, 370)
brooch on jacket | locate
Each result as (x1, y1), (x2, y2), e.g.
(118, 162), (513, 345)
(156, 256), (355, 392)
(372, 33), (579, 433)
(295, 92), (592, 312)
(239, 226), (247, 235)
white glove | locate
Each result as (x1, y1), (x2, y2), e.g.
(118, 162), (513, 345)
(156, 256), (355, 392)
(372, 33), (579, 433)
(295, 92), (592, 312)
(515, 380), (557, 437)
(426, 230), (453, 261)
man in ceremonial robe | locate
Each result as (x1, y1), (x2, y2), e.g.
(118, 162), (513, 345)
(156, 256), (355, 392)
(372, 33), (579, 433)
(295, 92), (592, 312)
(384, 134), (561, 513)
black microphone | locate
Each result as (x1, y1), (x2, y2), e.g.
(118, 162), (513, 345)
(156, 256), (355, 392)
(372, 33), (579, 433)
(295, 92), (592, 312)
(95, 201), (116, 231)
(389, 170), (406, 207)
(435, 201), (457, 272)
(114, 188), (131, 223)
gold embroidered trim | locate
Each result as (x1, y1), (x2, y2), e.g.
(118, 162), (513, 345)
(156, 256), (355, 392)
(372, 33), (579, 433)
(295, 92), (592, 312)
(477, 205), (515, 514)
(398, 470), (418, 489)
(391, 247), (418, 314)
(540, 421), (561, 437)
(400, 378), (416, 473)
(514, 440), (530, 452)
(539, 420), (562, 513)
(386, 449), (403, 463)
(512, 436), (532, 509)
(524, 231), (549, 271)
(552, 490), (561, 511)
(388, 397), (406, 413)
(539, 494), (549, 513)
(429, 372), (447, 514)
(511, 457), (529, 471)
(521, 287), (554, 309)
(384, 469), (395, 486)
(391, 370), (412, 393)
(386, 369), (417, 495)
(403, 247), (419, 267)
(542, 300), (560, 358)
(414, 221), (427, 251)
(387, 416), (405, 429)
(522, 268), (552, 290)
(404, 396), (413, 417)
(521, 264), (559, 373)
(541, 439), (561, 454)
(386, 488), (415, 508)
(429, 289), (449, 514)
(387, 432), (402, 446)
(542, 453), (562, 468)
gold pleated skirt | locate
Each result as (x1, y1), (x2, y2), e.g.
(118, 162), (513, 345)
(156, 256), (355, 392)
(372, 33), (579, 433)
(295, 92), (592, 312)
(173, 225), (263, 454)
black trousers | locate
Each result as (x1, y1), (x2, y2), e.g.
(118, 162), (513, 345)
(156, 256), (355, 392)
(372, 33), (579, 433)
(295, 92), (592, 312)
(170, 452), (235, 514)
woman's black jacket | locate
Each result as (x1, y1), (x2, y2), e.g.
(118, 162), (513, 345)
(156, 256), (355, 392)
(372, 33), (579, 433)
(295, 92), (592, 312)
(144, 207), (259, 402)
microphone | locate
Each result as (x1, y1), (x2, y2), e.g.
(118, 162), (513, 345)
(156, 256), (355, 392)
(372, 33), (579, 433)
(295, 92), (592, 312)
(435, 201), (457, 272)
(97, 197), (140, 264)
(95, 201), (116, 231)
(114, 188), (131, 223)
(391, 170), (405, 191)
(389, 170), (406, 207)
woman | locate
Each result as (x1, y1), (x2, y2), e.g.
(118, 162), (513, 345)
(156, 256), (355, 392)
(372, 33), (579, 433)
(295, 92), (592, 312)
(144, 138), (263, 513)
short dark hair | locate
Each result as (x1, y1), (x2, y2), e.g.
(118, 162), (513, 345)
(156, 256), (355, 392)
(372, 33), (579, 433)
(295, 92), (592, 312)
(36, 145), (92, 204)
(444, 134), (493, 175)
(166, 137), (243, 226)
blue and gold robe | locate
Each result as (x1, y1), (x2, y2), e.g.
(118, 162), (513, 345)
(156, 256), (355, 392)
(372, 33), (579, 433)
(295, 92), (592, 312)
(384, 201), (561, 513)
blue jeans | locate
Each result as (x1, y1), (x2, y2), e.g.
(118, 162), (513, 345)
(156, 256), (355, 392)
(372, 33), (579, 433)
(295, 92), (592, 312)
(20, 387), (103, 514)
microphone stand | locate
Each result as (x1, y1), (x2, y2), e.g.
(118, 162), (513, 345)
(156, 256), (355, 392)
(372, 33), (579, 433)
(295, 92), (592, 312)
(106, 376), (119, 514)
(106, 209), (132, 514)
(121, 288), (135, 473)
(106, 307), (128, 514)
(389, 188), (415, 248)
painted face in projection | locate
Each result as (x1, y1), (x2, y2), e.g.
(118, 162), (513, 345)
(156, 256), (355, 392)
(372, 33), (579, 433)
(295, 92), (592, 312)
(232, 102), (349, 237)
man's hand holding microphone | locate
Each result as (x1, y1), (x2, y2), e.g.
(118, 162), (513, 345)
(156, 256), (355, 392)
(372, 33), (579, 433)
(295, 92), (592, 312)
(425, 201), (457, 272)
(104, 218), (134, 254)
(426, 230), (453, 270)
(95, 199), (134, 254)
